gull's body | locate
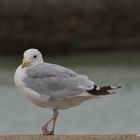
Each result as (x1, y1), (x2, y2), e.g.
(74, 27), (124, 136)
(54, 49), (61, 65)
(14, 48), (121, 135)
(15, 63), (94, 110)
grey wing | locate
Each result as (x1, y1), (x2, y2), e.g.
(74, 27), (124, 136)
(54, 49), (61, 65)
(23, 63), (94, 99)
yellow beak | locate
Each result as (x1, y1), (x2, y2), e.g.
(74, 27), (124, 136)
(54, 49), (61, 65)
(21, 59), (30, 68)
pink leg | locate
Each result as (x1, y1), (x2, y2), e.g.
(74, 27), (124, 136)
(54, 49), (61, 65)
(42, 109), (59, 135)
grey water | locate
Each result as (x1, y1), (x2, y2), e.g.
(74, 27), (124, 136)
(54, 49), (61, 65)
(0, 52), (140, 135)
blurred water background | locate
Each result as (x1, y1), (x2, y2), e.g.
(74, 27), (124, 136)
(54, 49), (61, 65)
(0, 0), (140, 135)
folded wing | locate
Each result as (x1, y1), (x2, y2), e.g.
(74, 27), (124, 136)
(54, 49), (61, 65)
(23, 63), (95, 99)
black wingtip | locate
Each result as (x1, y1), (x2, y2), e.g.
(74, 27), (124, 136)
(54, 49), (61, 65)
(87, 85), (122, 96)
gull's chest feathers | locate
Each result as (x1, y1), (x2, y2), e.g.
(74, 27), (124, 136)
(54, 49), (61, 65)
(14, 66), (44, 106)
(14, 66), (27, 91)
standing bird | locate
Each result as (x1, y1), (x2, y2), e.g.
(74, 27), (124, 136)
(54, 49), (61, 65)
(14, 48), (121, 135)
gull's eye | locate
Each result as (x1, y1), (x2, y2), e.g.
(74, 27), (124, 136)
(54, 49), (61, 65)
(33, 55), (37, 58)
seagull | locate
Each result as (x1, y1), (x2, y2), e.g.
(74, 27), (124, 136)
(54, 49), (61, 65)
(14, 48), (121, 135)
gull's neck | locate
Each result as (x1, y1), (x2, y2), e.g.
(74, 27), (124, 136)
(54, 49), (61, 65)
(26, 61), (43, 69)
(31, 61), (43, 66)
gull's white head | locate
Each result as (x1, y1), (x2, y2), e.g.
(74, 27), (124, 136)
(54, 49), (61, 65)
(21, 48), (43, 68)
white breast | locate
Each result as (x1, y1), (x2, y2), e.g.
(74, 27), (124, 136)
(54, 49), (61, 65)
(14, 66), (27, 92)
(14, 66), (45, 107)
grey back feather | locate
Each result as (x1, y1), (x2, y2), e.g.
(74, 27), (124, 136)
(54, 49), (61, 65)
(23, 63), (94, 99)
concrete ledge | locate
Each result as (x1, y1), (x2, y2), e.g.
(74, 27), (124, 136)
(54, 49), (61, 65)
(0, 134), (139, 140)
